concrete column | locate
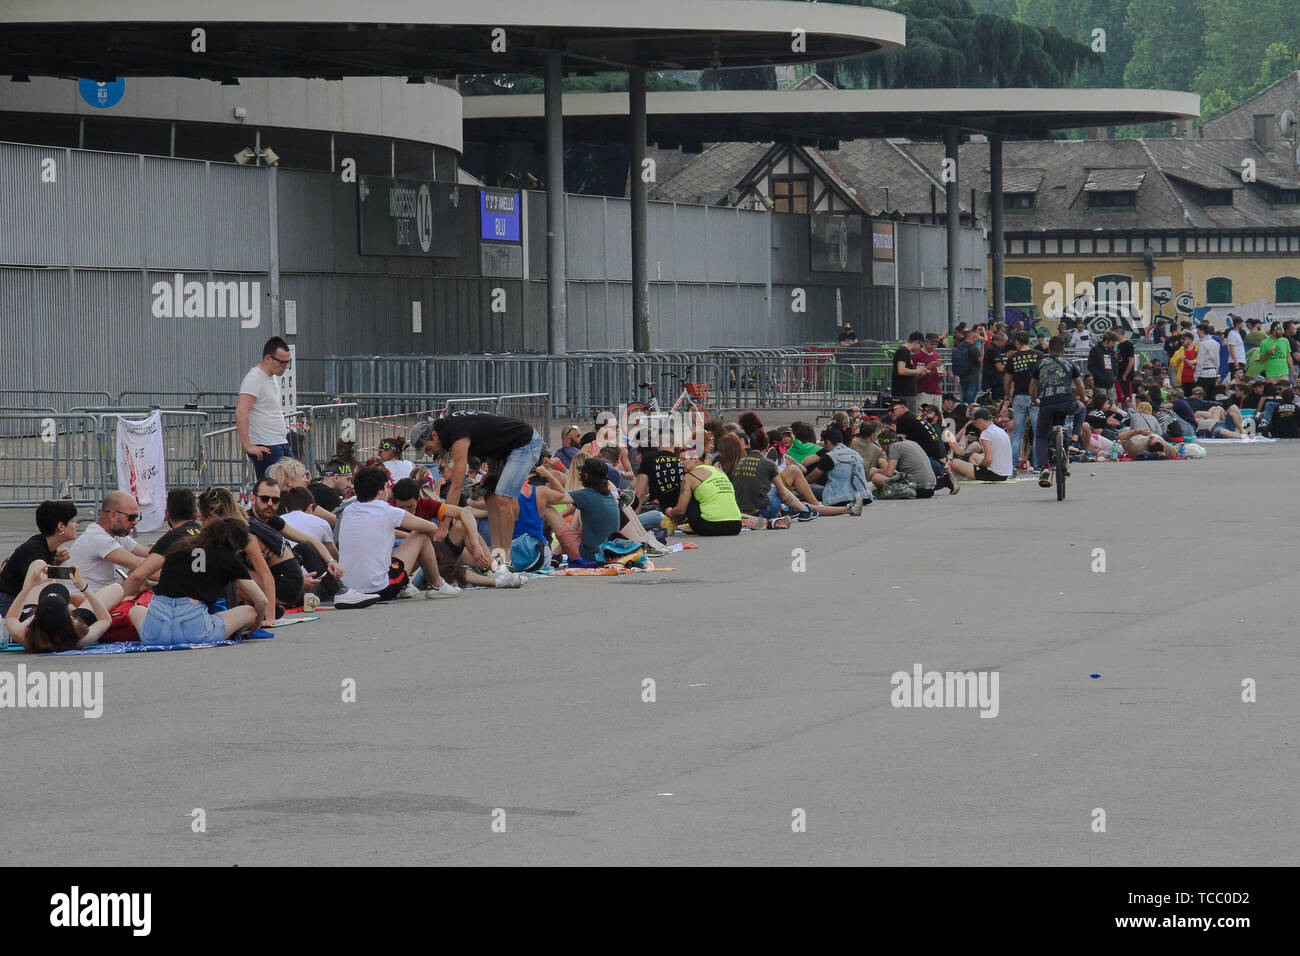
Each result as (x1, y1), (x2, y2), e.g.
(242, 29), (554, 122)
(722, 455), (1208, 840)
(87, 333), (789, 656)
(629, 68), (651, 353)
(990, 133), (1005, 330)
(944, 126), (960, 334)
(544, 50), (567, 356)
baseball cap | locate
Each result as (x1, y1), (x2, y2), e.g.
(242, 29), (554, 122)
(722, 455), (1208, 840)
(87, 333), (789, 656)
(320, 462), (353, 477)
(32, 584), (75, 638)
(407, 419), (436, 453)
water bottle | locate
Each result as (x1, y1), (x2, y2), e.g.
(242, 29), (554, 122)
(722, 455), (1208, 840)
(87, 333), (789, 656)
(1111, 440), (1119, 462)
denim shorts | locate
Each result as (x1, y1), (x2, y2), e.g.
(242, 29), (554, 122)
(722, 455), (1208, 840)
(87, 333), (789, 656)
(138, 595), (227, 646)
(757, 486), (783, 519)
(492, 432), (543, 499)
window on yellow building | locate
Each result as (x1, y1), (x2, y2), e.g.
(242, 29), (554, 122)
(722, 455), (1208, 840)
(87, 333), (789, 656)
(1005, 276), (1033, 304)
(1277, 276), (1300, 305)
(1206, 277), (1232, 305)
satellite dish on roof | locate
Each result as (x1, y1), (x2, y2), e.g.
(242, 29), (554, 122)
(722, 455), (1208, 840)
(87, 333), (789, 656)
(1280, 110), (1297, 139)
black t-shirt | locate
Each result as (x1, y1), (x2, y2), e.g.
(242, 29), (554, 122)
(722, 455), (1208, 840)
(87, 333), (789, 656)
(638, 449), (684, 508)
(149, 520), (202, 556)
(308, 481), (342, 512)
(895, 412), (945, 460)
(982, 343), (1004, 387)
(1184, 397), (1215, 413)
(729, 453), (780, 513)
(891, 346), (916, 397)
(432, 413), (534, 462)
(1116, 340), (1136, 382)
(0, 534), (56, 596)
(153, 546), (250, 605)
(1005, 347), (1042, 396)
(1085, 408), (1111, 432)
(1272, 402), (1300, 437)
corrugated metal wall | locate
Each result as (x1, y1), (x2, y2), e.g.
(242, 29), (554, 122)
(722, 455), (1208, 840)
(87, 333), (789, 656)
(0, 141), (987, 398)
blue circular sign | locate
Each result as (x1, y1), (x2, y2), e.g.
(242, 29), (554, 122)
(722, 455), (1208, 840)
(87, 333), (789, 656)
(79, 78), (125, 109)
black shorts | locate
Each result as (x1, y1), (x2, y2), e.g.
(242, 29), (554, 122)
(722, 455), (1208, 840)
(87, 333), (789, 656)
(973, 466), (1009, 482)
(375, 558), (410, 600)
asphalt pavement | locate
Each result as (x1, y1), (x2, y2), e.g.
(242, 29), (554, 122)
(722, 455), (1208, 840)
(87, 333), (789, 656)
(1, 440), (1296, 866)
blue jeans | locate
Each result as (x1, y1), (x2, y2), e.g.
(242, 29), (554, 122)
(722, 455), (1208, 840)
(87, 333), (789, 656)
(491, 432), (544, 500)
(1261, 401), (1279, 428)
(637, 510), (664, 530)
(249, 442), (294, 480)
(1011, 394), (1038, 469)
(961, 380), (980, 405)
(1034, 401), (1074, 470)
(139, 595), (227, 646)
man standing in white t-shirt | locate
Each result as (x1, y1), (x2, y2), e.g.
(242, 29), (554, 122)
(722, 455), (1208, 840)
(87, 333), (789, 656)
(237, 336), (294, 479)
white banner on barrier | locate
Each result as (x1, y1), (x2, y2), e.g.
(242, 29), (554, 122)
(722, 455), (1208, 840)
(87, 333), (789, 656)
(116, 412), (167, 532)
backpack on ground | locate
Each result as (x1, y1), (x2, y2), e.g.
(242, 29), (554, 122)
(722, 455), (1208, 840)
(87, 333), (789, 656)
(599, 537), (647, 568)
(878, 473), (917, 500)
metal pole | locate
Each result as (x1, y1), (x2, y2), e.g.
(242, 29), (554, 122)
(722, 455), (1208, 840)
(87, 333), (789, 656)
(544, 50), (568, 356)
(990, 133), (1005, 331)
(944, 126), (960, 335)
(268, 165), (281, 336)
(629, 68), (651, 353)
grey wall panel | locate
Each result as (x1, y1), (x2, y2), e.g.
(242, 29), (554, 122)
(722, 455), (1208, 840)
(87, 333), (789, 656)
(0, 267), (68, 384)
(277, 171), (338, 272)
(142, 156), (210, 270)
(69, 151), (140, 268)
(0, 144), (66, 266)
(209, 164), (269, 271)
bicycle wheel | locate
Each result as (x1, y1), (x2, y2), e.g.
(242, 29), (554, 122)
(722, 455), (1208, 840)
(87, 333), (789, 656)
(1054, 427), (1067, 501)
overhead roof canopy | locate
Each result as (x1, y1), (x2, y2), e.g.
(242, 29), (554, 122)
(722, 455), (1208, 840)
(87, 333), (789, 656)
(0, 1), (905, 80)
(463, 88), (1202, 146)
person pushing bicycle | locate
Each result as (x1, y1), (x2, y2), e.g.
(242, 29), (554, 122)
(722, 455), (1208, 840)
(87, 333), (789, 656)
(1030, 335), (1086, 489)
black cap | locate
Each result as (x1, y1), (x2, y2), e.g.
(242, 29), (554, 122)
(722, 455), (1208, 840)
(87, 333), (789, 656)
(33, 583), (73, 637)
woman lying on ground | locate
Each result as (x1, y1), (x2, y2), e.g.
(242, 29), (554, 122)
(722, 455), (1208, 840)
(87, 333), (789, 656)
(3, 560), (112, 652)
(137, 517), (268, 645)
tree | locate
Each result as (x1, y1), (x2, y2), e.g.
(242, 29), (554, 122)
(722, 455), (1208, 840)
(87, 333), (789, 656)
(1122, 0), (1207, 94)
(1194, 0), (1300, 108)
(1014, 0), (1133, 87)
(818, 0), (1100, 89)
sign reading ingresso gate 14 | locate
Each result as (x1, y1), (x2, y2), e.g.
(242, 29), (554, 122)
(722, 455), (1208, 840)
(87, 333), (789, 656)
(358, 176), (459, 257)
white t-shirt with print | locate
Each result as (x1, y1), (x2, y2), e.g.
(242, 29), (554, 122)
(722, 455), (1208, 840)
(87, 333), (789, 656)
(338, 499), (406, 594)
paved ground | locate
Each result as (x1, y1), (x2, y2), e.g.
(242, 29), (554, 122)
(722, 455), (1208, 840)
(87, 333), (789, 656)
(2, 441), (1296, 866)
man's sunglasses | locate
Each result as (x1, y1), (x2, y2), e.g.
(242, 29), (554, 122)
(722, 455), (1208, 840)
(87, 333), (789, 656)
(256, 494), (280, 505)
(110, 509), (141, 522)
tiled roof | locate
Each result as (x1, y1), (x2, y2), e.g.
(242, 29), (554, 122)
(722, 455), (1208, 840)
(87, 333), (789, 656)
(1083, 167), (1146, 191)
(642, 127), (1300, 232)
(1001, 167), (1045, 193)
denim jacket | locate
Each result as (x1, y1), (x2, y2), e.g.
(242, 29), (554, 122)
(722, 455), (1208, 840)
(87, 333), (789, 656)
(822, 444), (868, 505)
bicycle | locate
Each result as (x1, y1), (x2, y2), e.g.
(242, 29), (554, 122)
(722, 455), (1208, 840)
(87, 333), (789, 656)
(1050, 424), (1067, 500)
(626, 373), (714, 425)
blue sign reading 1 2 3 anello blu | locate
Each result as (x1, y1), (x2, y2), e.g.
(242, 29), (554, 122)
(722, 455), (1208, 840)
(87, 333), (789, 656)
(480, 188), (521, 243)
(79, 78), (125, 109)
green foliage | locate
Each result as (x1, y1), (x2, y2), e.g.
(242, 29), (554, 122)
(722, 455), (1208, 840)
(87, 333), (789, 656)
(818, 0), (1101, 88)
(1122, 0), (1207, 94)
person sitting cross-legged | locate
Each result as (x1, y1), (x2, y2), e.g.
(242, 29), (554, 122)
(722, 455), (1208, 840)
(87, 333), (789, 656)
(948, 407), (1014, 482)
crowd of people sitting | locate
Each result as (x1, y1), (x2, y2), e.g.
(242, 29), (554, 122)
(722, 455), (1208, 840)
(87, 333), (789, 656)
(5, 313), (1294, 654)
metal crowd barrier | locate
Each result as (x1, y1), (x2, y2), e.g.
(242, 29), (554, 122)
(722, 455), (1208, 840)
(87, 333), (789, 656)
(494, 393), (551, 443)
(0, 389), (113, 413)
(0, 412), (103, 508)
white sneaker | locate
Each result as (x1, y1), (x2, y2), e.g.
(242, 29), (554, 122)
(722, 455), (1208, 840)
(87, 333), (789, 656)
(493, 569), (525, 589)
(849, 492), (864, 516)
(334, 588), (380, 610)
(398, 584), (422, 599)
(425, 580), (462, 598)
(490, 548), (509, 572)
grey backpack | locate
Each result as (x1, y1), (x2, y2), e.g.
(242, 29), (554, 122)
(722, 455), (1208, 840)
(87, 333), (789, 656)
(878, 472), (917, 500)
